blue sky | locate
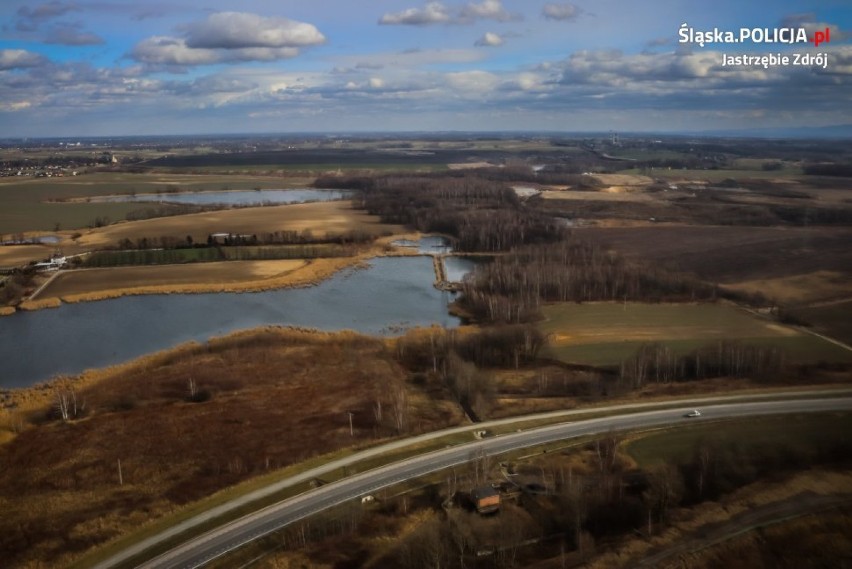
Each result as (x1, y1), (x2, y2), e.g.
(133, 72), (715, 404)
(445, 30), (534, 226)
(0, 0), (850, 136)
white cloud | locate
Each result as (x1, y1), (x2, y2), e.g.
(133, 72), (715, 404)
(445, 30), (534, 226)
(460, 1), (519, 23)
(131, 12), (324, 67)
(379, 2), (452, 26)
(184, 12), (325, 49)
(0, 49), (47, 70)
(131, 36), (299, 66)
(446, 70), (499, 92)
(542, 3), (582, 22)
(380, 0), (519, 26)
(0, 100), (33, 112)
(475, 32), (504, 47)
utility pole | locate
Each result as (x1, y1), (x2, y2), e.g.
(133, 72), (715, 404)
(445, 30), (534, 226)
(347, 411), (354, 437)
(117, 459), (123, 486)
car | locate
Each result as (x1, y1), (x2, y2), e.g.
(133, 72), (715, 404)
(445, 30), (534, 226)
(684, 409), (702, 418)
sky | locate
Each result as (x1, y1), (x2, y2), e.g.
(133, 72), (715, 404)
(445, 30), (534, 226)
(0, 0), (850, 136)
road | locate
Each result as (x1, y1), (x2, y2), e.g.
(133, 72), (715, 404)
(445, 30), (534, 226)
(120, 396), (852, 569)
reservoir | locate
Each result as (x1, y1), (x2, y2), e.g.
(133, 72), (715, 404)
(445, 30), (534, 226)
(90, 188), (350, 206)
(0, 256), (463, 388)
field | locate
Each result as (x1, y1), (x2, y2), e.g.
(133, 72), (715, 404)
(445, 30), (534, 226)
(72, 200), (400, 249)
(625, 412), (852, 467)
(538, 302), (852, 366)
(0, 172), (315, 234)
(796, 299), (852, 346)
(0, 328), (464, 569)
(574, 225), (852, 297)
(36, 260), (309, 298)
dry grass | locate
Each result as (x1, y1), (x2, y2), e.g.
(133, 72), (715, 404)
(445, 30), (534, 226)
(0, 328), (464, 568)
(73, 200), (401, 249)
(0, 244), (56, 267)
(540, 190), (658, 203)
(574, 225), (852, 283)
(723, 270), (852, 305)
(587, 469), (852, 569)
(36, 259), (308, 299)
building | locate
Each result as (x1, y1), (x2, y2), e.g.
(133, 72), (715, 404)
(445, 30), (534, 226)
(472, 486), (501, 514)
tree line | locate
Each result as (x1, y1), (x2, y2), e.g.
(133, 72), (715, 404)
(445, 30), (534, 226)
(460, 240), (717, 323)
(617, 340), (786, 389)
(316, 174), (567, 252)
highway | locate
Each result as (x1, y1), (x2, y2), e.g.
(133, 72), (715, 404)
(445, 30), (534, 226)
(126, 396), (852, 569)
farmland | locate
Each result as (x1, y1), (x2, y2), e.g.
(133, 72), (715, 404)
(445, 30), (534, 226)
(539, 302), (852, 366)
(0, 172), (314, 234)
(2, 133), (852, 569)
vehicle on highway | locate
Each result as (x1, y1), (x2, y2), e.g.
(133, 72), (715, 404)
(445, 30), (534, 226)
(684, 409), (702, 418)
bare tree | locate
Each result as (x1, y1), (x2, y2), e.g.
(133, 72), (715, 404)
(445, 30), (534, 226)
(55, 388), (83, 422)
(390, 381), (409, 434)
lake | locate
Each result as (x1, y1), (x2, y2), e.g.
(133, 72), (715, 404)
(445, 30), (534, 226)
(90, 188), (351, 206)
(0, 256), (465, 388)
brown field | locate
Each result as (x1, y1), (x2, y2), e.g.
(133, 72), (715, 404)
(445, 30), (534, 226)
(0, 200), (403, 268)
(73, 200), (403, 249)
(35, 259), (307, 298)
(590, 174), (654, 187)
(0, 244), (57, 268)
(540, 189), (659, 203)
(0, 328), (464, 568)
(574, 224), (852, 286)
(723, 270), (852, 305)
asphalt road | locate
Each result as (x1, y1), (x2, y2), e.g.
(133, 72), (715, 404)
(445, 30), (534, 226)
(131, 396), (852, 569)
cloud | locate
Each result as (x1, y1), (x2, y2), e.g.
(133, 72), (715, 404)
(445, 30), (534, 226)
(16, 1), (78, 31)
(542, 3), (582, 22)
(379, 2), (452, 26)
(130, 36), (300, 66)
(380, 0), (519, 26)
(44, 24), (104, 46)
(779, 13), (849, 43)
(475, 32), (504, 47)
(0, 100), (33, 112)
(0, 49), (47, 70)
(446, 70), (499, 92)
(460, 1), (520, 23)
(183, 12), (325, 49)
(130, 12), (324, 68)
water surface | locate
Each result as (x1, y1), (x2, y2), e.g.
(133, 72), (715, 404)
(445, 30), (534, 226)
(91, 188), (350, 206)
(1, 257), (464, 388)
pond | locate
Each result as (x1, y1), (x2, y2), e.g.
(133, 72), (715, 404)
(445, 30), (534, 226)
(0, 256), (468, 388)
(89, 188), (351, 206)
(391, 235), (453, 254)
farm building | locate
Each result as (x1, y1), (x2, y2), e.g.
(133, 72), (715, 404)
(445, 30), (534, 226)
(472, 486), (501, 514)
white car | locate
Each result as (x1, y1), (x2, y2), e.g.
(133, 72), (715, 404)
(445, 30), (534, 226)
(685, 409), (702, 418)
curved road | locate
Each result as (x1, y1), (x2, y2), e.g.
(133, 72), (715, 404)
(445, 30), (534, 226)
(130, 396), (852, 569)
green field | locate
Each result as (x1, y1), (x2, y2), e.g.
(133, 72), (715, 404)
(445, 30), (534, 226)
(539, 302), (852, 366)
(626, 412), (852, 467)
(797, 300), (852, 347)
(0, 172), (312, 234)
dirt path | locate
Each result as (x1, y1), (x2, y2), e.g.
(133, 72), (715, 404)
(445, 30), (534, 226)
(633, 493), (852, 567)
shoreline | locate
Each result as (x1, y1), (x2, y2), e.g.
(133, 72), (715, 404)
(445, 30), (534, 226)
(4, 233), (427, 315)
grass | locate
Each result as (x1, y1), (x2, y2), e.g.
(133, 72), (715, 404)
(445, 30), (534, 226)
(0, 328), (465, 569)
(797, 300), (852, 346)
(539, 302), (852, 366)
(71, 200), (401, 250)
(0, 172), (315, 234)
(625, 411), (852, 467)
